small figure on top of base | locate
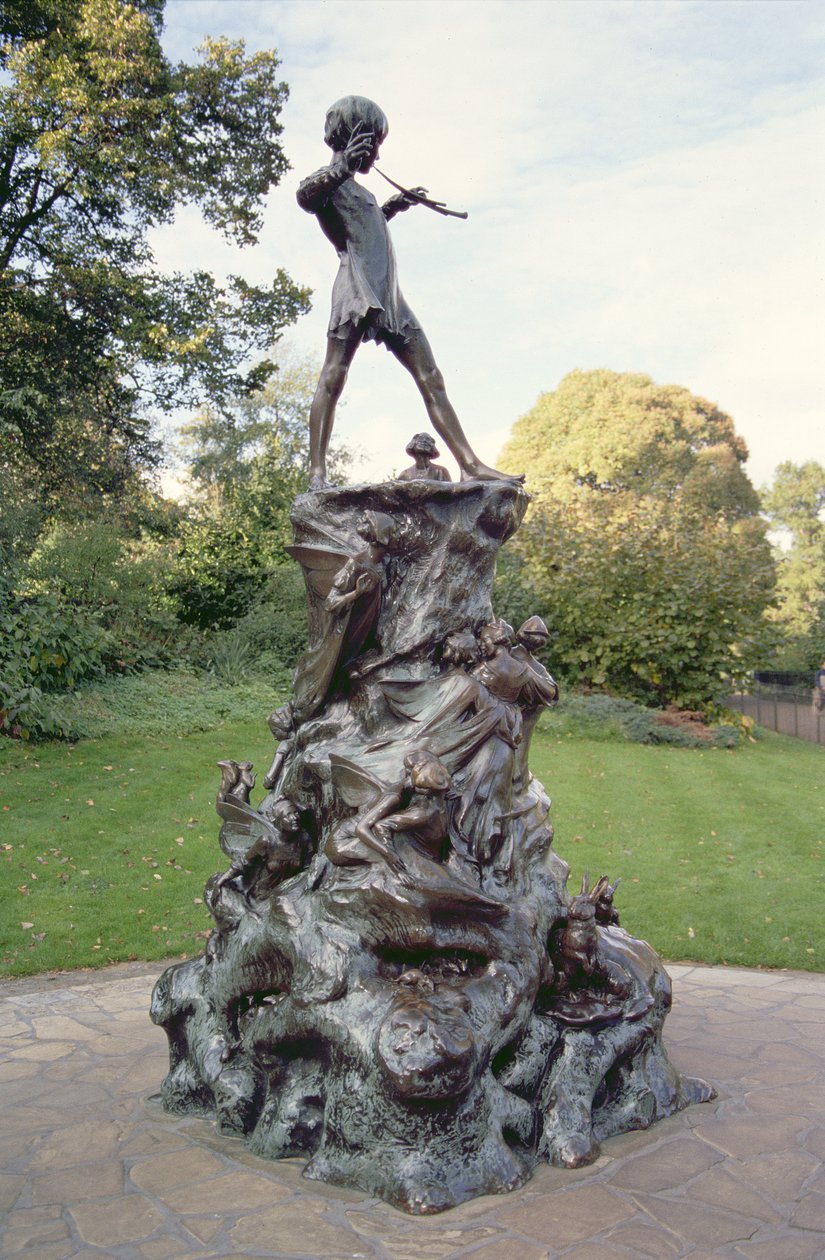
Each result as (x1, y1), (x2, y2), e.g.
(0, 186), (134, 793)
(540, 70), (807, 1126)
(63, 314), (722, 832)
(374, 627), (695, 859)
(398, 432), (452, 483)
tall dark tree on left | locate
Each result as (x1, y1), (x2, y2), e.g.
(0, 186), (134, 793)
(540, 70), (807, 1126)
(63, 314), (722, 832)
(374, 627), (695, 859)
(0, 0), (310, 519)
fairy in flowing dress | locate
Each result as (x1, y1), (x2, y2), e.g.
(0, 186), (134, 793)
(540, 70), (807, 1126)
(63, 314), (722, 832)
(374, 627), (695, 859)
(381, 623), (558, 865)
(287, 510), (395, 722)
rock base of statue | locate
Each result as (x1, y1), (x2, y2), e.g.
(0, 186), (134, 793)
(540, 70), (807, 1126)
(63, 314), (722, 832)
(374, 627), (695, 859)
(150, 480), (714, 1215)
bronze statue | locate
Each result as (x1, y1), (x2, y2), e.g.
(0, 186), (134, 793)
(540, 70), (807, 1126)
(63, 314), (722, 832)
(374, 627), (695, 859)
(262, 703), (296, 791)
(297, 96), (521, 489)
(215, 797), (307, 901)
(382, 621), (558, 867)
(398, 432), (452, 482)
(323, 749), (452, 888)
(511, 615), (559, 787)
(287, 509), (395, 721)
(152, 266), (713, 1212)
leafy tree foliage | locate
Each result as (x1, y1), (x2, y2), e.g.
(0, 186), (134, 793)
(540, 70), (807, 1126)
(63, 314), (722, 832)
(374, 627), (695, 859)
(501, 369), (760, 513)
(497, 370), (775, 708)
(0, 0), (310, 504)
(178, 352), (324, 528)
(171, 351), (348, 630)
(761, 461), (825, 670)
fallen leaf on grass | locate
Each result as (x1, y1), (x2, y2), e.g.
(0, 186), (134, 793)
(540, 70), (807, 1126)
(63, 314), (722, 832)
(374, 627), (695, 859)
(86, 799), (95, 806)
(20, 921), (34, 929)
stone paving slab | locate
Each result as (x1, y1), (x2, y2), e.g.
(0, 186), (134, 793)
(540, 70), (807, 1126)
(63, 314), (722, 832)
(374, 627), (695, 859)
(1, 960), (824, 1258)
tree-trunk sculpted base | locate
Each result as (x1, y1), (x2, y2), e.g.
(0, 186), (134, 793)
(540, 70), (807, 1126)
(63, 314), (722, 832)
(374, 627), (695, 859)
(150, 480), (714, 1214)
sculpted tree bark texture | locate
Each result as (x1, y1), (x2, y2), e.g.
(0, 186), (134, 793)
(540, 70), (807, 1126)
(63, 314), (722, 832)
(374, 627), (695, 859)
(150, 480), (714, 1214)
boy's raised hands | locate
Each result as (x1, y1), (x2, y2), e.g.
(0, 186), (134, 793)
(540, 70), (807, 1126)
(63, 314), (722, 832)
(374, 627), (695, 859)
(341, 122), (376, 172)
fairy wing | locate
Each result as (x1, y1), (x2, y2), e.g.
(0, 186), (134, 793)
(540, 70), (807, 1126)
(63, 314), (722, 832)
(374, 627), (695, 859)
(286, 543), (349, 601)
(216, 797), (278, 860)
(329, 753), (386, 808)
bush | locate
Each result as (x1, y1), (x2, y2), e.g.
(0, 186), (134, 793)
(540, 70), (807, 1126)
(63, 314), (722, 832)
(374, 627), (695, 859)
(193, 563), (307, 685)
(0, 594), (115, 738)
(167, 516), (268, 630)
(0, 597), (118, 740)
(0, 595), (112, 693)
(544, 692), (741, 748)
(0, 680), (74, 741)
(24, 514), (187, 671)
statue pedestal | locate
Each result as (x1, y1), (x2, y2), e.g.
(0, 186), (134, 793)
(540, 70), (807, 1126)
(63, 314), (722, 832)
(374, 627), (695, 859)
(151, 480), (713, 1214)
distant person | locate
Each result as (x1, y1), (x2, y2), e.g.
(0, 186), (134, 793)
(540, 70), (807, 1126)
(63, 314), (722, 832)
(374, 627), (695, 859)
(296, 94), (521, 490)
(815, 659), (825, 712)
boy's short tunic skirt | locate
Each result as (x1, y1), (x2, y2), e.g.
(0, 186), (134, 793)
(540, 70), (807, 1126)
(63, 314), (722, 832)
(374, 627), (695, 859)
(298, 170), (421, 347)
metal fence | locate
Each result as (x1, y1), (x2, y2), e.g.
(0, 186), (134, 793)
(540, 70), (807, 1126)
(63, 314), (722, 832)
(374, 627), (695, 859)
(728, 686), (825, 746)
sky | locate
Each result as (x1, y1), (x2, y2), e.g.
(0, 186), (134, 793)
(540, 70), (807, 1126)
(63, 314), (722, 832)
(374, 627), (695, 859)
(152, 0), (825, 490)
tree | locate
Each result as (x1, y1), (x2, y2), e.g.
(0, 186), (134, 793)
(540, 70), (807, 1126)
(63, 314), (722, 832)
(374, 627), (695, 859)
(179, 352), (321, 509)
(0, 0), (310, 507)
(761, 461), (825, 669)
(170, 350), (351, 628)
(497, 370), (775, 708)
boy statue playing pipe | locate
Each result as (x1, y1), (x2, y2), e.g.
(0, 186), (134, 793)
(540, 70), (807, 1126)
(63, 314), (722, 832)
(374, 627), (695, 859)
(297, 95), (521, 489)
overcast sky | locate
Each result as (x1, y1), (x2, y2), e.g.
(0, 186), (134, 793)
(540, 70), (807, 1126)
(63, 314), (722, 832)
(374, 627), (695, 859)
(152, 0), (825, 489)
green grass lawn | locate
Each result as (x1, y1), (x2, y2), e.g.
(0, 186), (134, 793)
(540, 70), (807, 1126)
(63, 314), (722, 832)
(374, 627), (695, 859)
(0, 719), (273, 978)
(1, 712), (823, 978)
(532, 719), (824, 972)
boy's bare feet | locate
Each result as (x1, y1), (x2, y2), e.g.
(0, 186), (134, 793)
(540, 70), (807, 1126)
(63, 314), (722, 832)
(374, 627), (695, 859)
(460, 460), (525, 484)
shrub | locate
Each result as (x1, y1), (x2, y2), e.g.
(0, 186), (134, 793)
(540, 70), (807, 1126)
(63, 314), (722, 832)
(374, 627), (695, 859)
(544, 692), (741, 748)
(24, 514), (186, 670)
(0, 594), (115, 739)
(192, 563), (307, 685)
(0, 680), (75, 740)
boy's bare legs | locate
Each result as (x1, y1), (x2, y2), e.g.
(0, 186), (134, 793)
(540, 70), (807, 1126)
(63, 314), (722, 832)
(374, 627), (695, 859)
(309, 330), (362, 489)
(308, 324), (524, 488)
(392, 329), (523, 483)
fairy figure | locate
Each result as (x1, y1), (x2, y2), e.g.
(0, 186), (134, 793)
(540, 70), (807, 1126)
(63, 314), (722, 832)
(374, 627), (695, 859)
(510, 616), (559, 787)
(215, 797), (308, 902)
(326, 748), (451, 883)
(382, 622), (557, 866)
(262, 702), (296, 792)
(287, 509), (395, 722)
(321, 748), (506, 915)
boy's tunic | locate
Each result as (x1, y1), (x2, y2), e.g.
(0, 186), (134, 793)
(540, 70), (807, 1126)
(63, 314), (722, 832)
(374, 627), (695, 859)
(297, 167), (420, 345)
